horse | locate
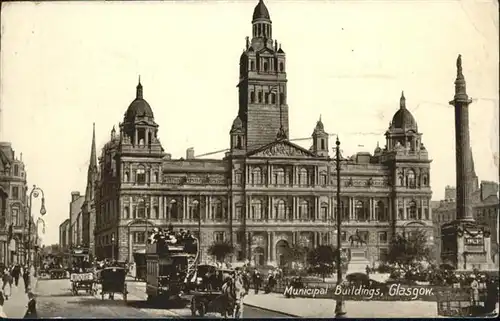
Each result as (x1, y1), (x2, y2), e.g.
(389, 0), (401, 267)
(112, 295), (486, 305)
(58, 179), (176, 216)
(348, 234), (366, 247)
(210, 272), (247, 318)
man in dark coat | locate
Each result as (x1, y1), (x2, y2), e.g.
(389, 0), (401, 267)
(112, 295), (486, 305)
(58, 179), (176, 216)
(24, 292), (37, 319)
(23, 268), (30, 293)
(11, 265), (21, 287)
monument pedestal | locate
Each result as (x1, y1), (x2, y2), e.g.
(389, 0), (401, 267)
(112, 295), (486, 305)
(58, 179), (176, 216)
(441, 220), (493, 271)
(346, 247), (370, 274)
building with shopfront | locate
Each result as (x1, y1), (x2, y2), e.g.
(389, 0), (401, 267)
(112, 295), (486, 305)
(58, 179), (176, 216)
(94, 0), (433, 266)
(0, 142), (35, 266)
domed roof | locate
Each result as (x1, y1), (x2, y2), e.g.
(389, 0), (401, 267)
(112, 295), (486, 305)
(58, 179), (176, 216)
(391, 91), (417, 130)
(252, 0), (271, 21)
(124, 81), (154, 122)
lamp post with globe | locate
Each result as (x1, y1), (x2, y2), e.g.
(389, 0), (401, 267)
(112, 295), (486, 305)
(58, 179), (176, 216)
(27, 185), (47, 277)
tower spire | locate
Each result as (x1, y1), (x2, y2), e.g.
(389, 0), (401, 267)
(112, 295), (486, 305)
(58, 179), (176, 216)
(400, 91), (406, 109)
(85, 123), (98, 202)
(136, 76), (143, 99)
(90, 123), (97, 169)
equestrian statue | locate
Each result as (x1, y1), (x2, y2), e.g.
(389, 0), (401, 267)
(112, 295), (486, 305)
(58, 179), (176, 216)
(348, 229), (367, 248)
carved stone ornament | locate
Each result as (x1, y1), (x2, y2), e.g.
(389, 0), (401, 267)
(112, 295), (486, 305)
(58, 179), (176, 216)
(253, 142), (310, 157)
(367, 178), (373, 186)
(346, 178), (353, 187)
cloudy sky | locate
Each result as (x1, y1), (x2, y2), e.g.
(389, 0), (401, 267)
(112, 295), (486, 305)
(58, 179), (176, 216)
(1, 0), (498, 245)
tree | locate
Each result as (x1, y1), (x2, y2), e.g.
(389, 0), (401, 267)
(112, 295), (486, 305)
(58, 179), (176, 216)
(208, 241), (235, 263)
(283, 244), (308, 268)
(306, 245), (336, 281)
(387, 229), (431, 271)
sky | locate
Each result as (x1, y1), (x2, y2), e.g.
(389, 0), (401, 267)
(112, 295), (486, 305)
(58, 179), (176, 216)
(0, 0), (498, 245)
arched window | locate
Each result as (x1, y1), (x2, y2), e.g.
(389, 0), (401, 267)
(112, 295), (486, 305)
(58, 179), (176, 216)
(264, 93), (269, 104)
(319, 172), (327, 186)
(124, 206), (130, 219)
(251, 199), (262, 220)
(250, 92), (255, 103)
(169, 199), (179, 220)
(407, 201), (417, 220)
(189, 200), (200, 220)
(299, 200), (310, 220)
(422, 175), (428, 186)
(258, 92), (263, 103)
(355, 201), (368, 221)
(270, 93), (276, 104)
(407, 170), (416, 188)
(398, 175), (404, 186)
(274, 167), (285, 185)
(136, 167), (146, 185)
(275, 199), (286, 220)
(212, 199), (224, 221)
(234, 170), (242, 184)
(376, 201), (387, 221)
(13, 165), (19, 176)
(321, 139), (325, 150)
(279, 62), (284, 72)
(251, 167), (262, 185)
(299, 168), (308, 186)
(263, 61), (268, 72)
(124, 171), (129, 182)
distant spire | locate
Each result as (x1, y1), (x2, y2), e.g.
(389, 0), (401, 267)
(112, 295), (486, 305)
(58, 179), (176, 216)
(90, 123), (97, 169)
(136, 76), (143, 99)
(400, 91), (406, 109)
(85, 123), (98, 202)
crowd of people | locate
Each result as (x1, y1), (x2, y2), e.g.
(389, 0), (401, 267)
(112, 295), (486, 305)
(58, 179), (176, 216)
(0, 264), (38, 318)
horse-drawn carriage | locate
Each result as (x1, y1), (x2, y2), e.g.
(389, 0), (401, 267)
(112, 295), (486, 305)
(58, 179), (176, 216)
(189, 265), (247, 318)
(99, 266), (128, 301)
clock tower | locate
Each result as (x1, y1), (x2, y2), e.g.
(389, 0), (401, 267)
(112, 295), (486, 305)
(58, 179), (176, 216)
(236, 0), (289, 150)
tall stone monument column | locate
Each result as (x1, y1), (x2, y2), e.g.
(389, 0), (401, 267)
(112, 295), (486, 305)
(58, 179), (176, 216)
(440, 55), (493, 271)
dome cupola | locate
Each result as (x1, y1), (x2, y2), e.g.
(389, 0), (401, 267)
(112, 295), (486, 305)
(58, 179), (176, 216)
(390, 91), (417, 130)
(252, 0), (271, 22)
(124, 78), (154, 123)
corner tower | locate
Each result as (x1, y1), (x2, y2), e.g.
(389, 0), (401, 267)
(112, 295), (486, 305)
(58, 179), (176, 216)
(236, 0), (289, 150)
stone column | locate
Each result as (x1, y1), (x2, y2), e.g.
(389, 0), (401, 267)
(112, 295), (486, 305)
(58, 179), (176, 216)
(182, 196), (187, 220)
(207, 196), (211, 221)
(293, 197), (297, 220)
(349, 198), (354, 220)
(267, 232), (271, 262)
(247, 232), (252, 260)
(159, 196), (163, 219)
(267, 164), (272, 186)
(403, 198), (407, 220)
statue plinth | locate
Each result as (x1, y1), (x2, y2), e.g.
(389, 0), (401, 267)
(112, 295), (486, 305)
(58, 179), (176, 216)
(440, 220), (493, 271)
(346, 246), (370, 274)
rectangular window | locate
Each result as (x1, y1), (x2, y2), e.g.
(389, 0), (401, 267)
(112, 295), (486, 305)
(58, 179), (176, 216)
(234, 172), (242, 185)
(137, 169), (146, 185)
(12, 187), (19, 200)
(12, 208), (19, 226)
(134, 232), (146, 244)
(378, 231), (388, 243)
(235, 206), (242, 221)
(214, 232), (224, 243)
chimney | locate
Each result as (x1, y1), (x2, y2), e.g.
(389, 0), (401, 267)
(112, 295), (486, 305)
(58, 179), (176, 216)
(71, 191), (81, 203)
(186, 147), (195, 160)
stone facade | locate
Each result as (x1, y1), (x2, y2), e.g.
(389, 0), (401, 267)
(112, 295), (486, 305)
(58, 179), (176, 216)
(433, 181), (499, 266)
(59, 218), (70, 251)
(0, 142), (31, 266)
(69, 191), (85, 247)
(94, 0), (433, 266)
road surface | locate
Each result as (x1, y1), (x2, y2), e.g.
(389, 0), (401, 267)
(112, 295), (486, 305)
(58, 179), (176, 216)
(35, 278), (292, 318)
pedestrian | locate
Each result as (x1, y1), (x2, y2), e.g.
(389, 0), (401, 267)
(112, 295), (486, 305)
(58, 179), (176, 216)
(24, 292), (37, 319)
(12, 265), (20, 287)
(0, 291), (7, 318)
(23, 268), (30, 293)
(1, 270), (11, 301)
(470, 275), (479, 306)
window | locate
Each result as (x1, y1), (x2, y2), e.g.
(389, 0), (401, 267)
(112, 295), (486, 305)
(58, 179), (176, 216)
(137, 168), (146, 185)
(133, 232), (146, 244)
(270, 93), (276, 104)
(264, 93), (269, 104)
(355, 201), (368, 221)
(279, 93), (285, 104)
(250, 92), (255, 103)
(212, 199), (223, 221)
(299, 200), (310, 220)
(340, 201), (349, 221)
(273, 167), (285, 185)
(124, 206), (130, 219)
(250, 61), (255, 71)
(319, 173), (327, 186)
(341, 231), (347, 242)
(214, 232), (224, 242)
(263, 61), (268, 72)
(422, 175), (428, 186)
(376, 201), (387, 221)
(236, 232), (244, 244)
(407, 201), (417, 220)
(321, 204), (328, 222)
(190, 200), (200, 220)
(169, 200), (179, 220)
(13, 165), (19, 176)
(406, 170), (416, 188)
(235, 205), (243, 221)
(12, 208), (19, 226)
(279, 62), (284, 72)
(275, 199), (286, 220)
(137, 199), (146, 218)
(378, 231), (388, 243)
(398, 175), (404, 186)
(398, 208), (404, 220)
(251, 168), (262, 185)
(321, 139), (325, 150)
(234, 171), (242, 185)
(154, 172), (159, 183)
(258, 92), (262, 103)
(299, 168), (309, 186)
(251, 199), (263, 220)
(424, 208), (429, 220)
(153, 206), (159, 219)
(12, 187), (19, 200)
(124, 172), (129, 182)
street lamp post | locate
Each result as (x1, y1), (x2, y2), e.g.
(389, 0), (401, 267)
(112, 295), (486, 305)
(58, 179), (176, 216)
(28, 185), (46, 277)
(334, 137), (346, 318)
(111, 235), (115, 262)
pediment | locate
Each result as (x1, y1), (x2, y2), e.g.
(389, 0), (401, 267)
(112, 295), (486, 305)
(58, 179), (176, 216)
(258, 47), (275, 55)
(248, 140), (316, 158)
